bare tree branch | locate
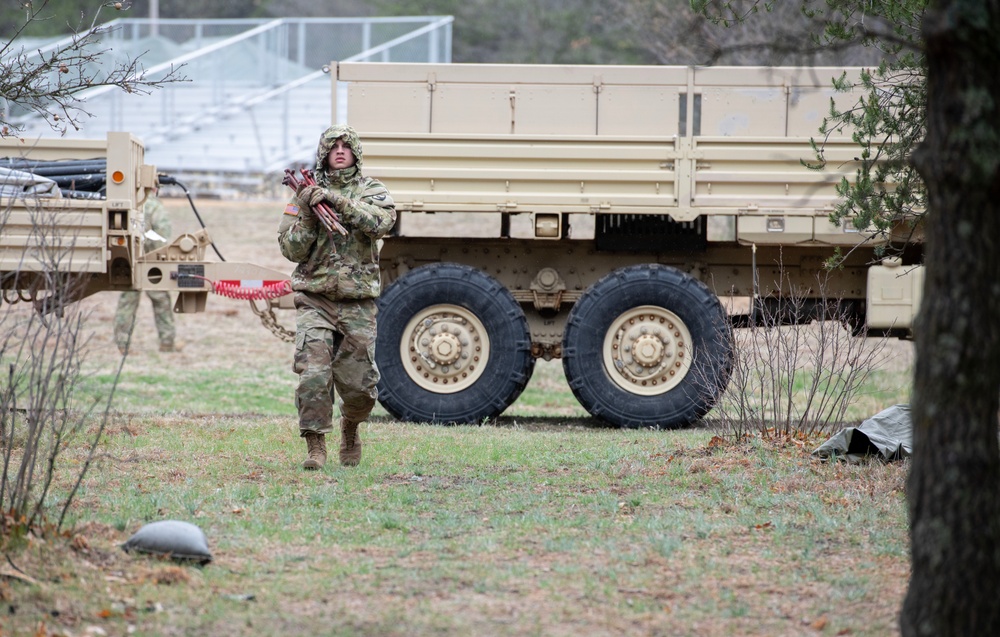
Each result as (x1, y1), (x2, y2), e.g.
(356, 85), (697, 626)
(1, 1), (185, 136)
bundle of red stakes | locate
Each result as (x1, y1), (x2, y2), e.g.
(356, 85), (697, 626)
(282, 168), (348, 237)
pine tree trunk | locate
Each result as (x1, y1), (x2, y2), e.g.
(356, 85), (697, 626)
(902, 1), (1000, 635)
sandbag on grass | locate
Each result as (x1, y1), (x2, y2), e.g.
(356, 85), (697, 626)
(121, 520), (213, 565)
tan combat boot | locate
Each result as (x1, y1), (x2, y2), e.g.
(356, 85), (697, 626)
(339, 418), (362, 467)
(302, 432), (327, 470)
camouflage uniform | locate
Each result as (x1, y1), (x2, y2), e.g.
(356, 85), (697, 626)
(114, 194), (176, 353)
(277, 125), (396, 454)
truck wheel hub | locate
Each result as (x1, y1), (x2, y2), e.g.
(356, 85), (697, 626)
(632, 334), (665, 366)
(401, 304), (489, 394)
(429, 332), (462, 365)
(603, 305), (692, 396)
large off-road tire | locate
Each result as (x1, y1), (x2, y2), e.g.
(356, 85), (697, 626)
(562, 264), (733, 429)
(375, 263), (534, 424)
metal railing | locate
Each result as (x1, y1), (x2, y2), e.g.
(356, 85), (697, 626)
(4, 16), (453, 192)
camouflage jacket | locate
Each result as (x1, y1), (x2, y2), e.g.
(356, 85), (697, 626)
(142, 195), (171, 253)
(278, 125), (397, 300)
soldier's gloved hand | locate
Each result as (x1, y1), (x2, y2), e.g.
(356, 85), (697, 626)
(311, 187), (333, 208)
(294, 185), (327, 207)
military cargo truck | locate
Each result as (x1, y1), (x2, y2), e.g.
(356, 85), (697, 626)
(0, 63), (923, 430)
(330, 62), (923, 428)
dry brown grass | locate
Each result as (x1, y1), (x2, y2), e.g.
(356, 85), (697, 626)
(2, 419), (911, 637)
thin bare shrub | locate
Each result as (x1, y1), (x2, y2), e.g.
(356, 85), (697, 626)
(708, 268), (889, 441)
(1, 199), (124, 540)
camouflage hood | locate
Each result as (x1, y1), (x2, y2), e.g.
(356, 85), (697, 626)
(314, 124), (363, 188)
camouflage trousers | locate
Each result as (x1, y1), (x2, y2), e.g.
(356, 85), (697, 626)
(293, 295), (379, 435)
(114, 290), (175, 351)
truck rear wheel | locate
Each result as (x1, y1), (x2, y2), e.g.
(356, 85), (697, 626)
(562, 264), (733, 428)
(375, 263), (534, 424)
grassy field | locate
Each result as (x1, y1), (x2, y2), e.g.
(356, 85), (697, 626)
(1, 199), (914, 636)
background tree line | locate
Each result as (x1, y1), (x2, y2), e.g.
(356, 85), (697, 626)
(1, 0), (883, 66)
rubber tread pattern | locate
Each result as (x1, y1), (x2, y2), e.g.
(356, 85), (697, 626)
(376, 263), (534, 424)
(562, 264), (733, 429)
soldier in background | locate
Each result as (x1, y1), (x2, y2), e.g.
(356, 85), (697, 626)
(278, 124), (396, 470)
(113, 192), (179, 354)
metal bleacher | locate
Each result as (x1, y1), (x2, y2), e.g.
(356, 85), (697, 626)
(5, 16), (453, 197)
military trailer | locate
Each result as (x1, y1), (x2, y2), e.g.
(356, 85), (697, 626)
(330, 62), (923, 428)
(0, 132), (291, 322)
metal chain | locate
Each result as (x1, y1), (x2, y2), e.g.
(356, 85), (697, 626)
(248, 299), (295, 342)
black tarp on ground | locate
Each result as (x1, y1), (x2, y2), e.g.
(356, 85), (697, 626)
(812, 404), (912, 462)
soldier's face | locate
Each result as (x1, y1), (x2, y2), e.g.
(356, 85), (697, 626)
(327, 139), (356, 170)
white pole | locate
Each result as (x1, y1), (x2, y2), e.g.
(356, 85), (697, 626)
(150, 0), (159, 37)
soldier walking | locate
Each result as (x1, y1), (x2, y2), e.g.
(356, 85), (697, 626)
(278, 125), (396, 469)
(114, 193), (179, 354)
